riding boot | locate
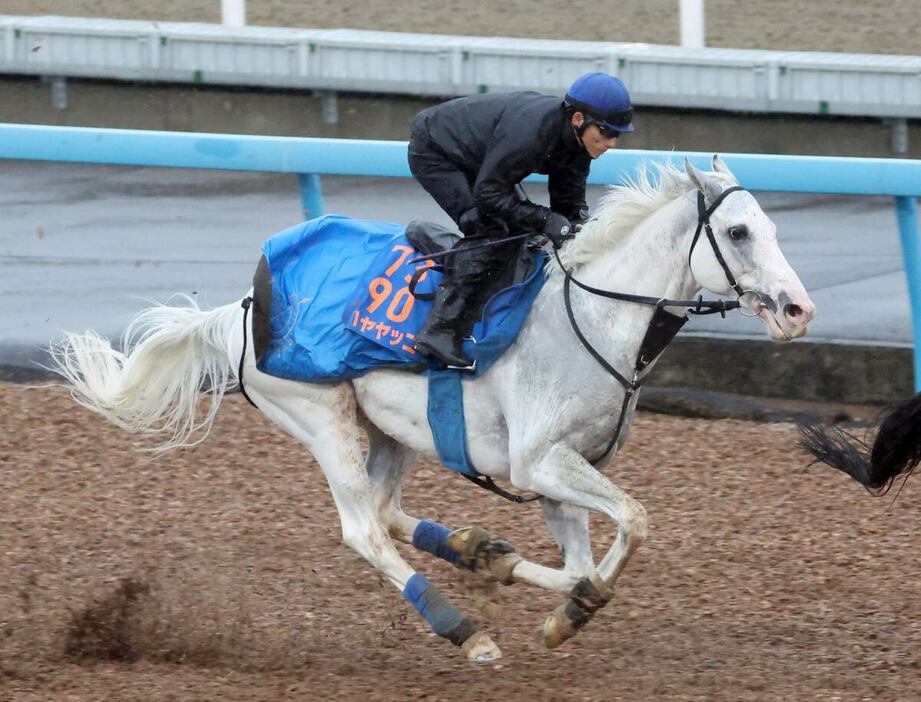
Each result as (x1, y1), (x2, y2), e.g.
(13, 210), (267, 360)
(450, 235), (513, 332)
(414, 225), (508, 367)
(413, 282), (477, 367)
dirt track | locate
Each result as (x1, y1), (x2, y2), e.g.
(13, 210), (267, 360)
(2, 0), (920, 55)
(2, 382), (920, 701)
(3, 3), (920, 700)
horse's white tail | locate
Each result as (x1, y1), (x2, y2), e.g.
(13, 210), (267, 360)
(49, 295), (242, 453)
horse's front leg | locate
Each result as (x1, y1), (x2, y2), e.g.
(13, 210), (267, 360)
(477, 498), (597, 593)
(513, 443), (648, 649)
(361, 420), (592, 594)
(361, 422), (525, 586)
(541, 498), (595, 577)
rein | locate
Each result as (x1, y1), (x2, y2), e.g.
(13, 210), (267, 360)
(464, 184), (752, 502)
(556, 185), (748, 465)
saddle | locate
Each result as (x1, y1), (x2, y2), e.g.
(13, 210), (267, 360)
(403, 220), (537, 292)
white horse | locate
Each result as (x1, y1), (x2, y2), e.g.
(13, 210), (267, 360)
(51, 156), (815, 663)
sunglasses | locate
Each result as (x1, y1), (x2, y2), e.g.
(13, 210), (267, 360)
(595, 123), (623, 139)
(586, 118), (623, 139)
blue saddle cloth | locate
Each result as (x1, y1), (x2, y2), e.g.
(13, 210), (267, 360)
(255, 214), (547, 477)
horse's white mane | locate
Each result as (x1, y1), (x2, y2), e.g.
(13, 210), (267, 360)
(553, 161), (697, 272)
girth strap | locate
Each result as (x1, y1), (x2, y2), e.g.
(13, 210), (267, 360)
(463, 474), (542, 503)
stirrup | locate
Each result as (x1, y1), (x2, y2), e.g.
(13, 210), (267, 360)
(447, 335), (477, 372)
(414, 339), (472, 370)
(447, 357), (476, 372)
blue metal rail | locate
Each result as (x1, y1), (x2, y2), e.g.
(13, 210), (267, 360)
(2, 123), (920, 388)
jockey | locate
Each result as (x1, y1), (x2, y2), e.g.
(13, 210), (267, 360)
(408, 71), (635, 367)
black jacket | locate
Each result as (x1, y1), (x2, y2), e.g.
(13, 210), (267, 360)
(410, 91), (591, 233)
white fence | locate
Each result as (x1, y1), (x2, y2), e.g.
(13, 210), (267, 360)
(2, 16), (921, 119)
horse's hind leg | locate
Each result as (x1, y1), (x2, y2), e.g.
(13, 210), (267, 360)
(360, 420), (419, 541)
(242, 375), (500, 662)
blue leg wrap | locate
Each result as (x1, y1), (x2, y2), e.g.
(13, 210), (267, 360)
(411, 519), (460, 565)
(402, 573), (475, 645)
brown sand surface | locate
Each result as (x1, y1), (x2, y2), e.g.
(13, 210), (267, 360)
(0, 0), (919, 56)
(2, 381), (920, 701)
(1, 6), (919, 699)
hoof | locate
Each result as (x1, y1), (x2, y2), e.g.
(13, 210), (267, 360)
(486, 547), (522, 585)
(542, 576), (611, 650)
(460, 631), (502, 664)
(447, 525), (492, 566)
(542, 602), (578, 650)
(448, 526), (521, 583)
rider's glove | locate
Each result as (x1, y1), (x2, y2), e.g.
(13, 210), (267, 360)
(458, 207), (479, 236)
(542, 212), (575, 249)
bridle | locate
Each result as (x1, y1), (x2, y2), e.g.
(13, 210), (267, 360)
(556, 183), (760, 466)
(688, 185), (767, 318)
(689, 186), (746, 298)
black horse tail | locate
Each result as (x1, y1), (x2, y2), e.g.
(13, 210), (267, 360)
(797, 392), (921, 494)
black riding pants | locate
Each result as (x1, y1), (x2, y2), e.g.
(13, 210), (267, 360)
(407, 132), (478, 228)
(407, 134), (518, 325)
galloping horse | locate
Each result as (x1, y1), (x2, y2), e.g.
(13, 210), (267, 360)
(51, 156), (815, 663)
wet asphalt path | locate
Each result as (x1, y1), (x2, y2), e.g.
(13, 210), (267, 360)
(0, 160), (911, 374)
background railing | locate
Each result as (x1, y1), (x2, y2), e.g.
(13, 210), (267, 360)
(2, 122), (919, 389)
(3, 16), (920, 120)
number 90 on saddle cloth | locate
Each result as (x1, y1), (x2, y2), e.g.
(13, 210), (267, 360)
(249, 215), (547, 384)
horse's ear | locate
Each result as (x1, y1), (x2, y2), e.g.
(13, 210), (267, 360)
(711, 154), (739, 184)
(684, 157), (722, 201)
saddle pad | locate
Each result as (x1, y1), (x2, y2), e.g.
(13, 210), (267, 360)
(254, 214), (547, 384)
(256, 215), (412, 382)
(342, 237), (440, 362)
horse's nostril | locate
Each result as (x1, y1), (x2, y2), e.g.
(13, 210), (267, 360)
(784, 303), (803, 319)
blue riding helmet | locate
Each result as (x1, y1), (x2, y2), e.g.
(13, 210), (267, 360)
(564, 72), (635, 134)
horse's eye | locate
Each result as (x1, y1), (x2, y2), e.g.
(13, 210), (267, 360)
(728, 225), (749, 241)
